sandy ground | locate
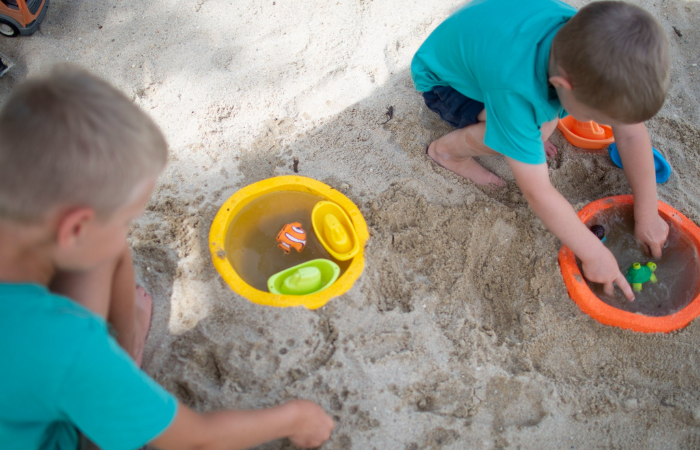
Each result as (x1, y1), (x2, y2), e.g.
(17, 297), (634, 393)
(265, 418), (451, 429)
(2, 0), (700, 448)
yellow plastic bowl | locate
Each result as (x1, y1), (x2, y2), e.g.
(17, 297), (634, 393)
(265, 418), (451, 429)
(209, 176), (369, 309)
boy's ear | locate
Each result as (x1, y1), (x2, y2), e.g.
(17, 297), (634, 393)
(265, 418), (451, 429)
(56, 207), (95, 249)
(549, 67), (573, 91)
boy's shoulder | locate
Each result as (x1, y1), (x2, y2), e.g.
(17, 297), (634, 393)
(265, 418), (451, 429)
(0, 283), (178, 450)
(0, 283), (104, 335)
(449, 0), (576, 23)
(413, 0), (577, 93)
(434, 0), (577, 60)
(0, 283), (107, 381)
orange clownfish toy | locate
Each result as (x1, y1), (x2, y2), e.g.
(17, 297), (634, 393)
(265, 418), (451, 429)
(276, 222), (307, 254)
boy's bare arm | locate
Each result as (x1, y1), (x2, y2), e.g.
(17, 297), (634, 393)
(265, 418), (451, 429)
(612, 122), (669, 257)
(507, 158), (635, 300)
(150, 400), (334, 450)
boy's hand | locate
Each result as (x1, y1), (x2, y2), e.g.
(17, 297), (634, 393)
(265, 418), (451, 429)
(286, 400), (335, 448)
(580, 247), (635, 301)
(635, 214), (669, 258)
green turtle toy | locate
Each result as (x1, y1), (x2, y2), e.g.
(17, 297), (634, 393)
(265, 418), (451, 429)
(625, 262), (658, 292)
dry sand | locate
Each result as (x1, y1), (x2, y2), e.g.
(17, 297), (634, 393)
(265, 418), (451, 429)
(2, 0), (700, 448)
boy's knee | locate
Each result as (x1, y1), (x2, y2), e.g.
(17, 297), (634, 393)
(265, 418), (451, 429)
(114, 246), (132, 271)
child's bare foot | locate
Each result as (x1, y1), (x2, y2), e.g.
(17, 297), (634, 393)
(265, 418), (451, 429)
(544, 139), (558, 158)
(133, 286), (153, 367)
(427, 140), (505, 189)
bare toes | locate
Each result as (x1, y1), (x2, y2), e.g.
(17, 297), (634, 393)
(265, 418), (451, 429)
(487, 177), (506, 189)
(544, 140), (558, 158)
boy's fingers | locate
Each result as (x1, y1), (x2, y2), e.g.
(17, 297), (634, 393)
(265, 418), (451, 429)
(603, 281), (615, 298)
(615, 275), (635, 301)
(649, 241), (663, 259)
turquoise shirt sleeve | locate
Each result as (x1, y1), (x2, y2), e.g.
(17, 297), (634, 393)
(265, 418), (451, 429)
(483, 90), (546, 165)
(56, 331), (177, 450)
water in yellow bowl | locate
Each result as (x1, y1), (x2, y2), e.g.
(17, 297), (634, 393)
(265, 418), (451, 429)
(225, 191), (351, 291)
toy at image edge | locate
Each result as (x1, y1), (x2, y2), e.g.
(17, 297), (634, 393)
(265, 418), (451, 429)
(608, 143), (671, 184)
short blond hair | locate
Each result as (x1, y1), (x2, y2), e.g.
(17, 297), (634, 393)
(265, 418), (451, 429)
(0, 66), (168, 223)
(553, 1), (670, 124)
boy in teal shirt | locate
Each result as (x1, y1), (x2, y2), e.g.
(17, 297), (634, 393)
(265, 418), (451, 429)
(0, 67), (333, 450)
(412, 0), (670, 300)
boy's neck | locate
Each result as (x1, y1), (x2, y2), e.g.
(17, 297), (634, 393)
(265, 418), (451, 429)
(0, 222), (56, 286)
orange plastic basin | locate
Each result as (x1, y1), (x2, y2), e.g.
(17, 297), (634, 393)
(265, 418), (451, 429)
(557, 117), (614, 150)
(559, 195), (700, 333)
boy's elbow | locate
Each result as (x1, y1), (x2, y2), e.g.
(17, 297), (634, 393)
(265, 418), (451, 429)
(520, 186), (537, 204)
(518, 180), (557, 209)
(182, 421), (220, 450)
(151, 407), (217, 450)
(519, 183), (541, 204)
(175, 435), (218, 450)
(507, 158), (555, 207)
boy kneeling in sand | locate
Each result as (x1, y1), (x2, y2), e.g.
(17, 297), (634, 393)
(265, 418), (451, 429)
(0, 67), (333, 450)
(412, 0), (670, 300)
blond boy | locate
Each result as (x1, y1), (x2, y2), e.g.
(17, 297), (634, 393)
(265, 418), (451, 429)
(412, 0), (670, 300)
(0, 67), (333, 450)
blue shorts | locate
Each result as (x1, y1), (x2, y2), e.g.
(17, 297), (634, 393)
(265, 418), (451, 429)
(422, 86), (485, 129)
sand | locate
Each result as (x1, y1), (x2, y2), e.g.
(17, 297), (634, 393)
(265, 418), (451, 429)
(2, 0), (700, 448)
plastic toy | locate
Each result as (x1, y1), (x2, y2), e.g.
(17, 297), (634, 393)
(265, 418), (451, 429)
(625, 262), (658, 292)
(312, 201), (360, 261)
(276, 222), (307, 254)
(267, 259), (340, 296)
(608, 143), (671, 184)
(557, 117), (614, 150)
(589, 224), (606, 243)
(0, 0), (49, 37)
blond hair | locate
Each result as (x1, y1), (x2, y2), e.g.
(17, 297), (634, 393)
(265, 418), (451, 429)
(0, 66), (168, 223)
(553, 1), (669, 123)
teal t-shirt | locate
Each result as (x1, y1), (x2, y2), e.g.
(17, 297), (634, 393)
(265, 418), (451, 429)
(411, 0), (576, 164)
(0, 283), (177, 450)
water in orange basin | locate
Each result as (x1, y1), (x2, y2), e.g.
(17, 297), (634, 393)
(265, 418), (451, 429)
(578, 204), (700, 316)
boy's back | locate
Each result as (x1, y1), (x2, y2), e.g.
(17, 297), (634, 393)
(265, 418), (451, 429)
(0, 283), (175, 450)
(412, 0), (576, 164)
